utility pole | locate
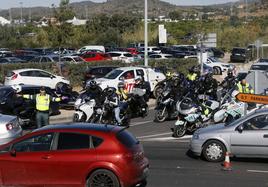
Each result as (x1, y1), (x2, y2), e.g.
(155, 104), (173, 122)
(245, 0), (248, 22)
(29, 8), (32, 22)
(9, 8), (12, 22)
(144, 0), (148, 67)
(20, 2), (23, 24)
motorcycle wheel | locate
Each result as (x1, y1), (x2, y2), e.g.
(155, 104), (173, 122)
(155, 109), (168, 122)
(173, 125), (186, 138)
(73, 113), (86, 122)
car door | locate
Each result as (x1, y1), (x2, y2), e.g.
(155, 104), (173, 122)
(230, 114), (268, 156)
(0, 133), (54, 185)
(19, 70), (36, 85)
(33, 70), (55, 88)
(41, 132), (97, 185)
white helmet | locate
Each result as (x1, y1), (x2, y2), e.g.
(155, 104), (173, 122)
(231, 90), (239, 98)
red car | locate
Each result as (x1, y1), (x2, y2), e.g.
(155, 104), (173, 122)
(0, 124), (149, 187)
(81, 52), (112, 62)
(125, 48), (138, 55)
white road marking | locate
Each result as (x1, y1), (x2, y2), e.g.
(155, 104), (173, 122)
(130, 120), (154, 127)
(137, 132), (173, 139)
(177, 166), (181, 169)
(247, 170), (268, 173)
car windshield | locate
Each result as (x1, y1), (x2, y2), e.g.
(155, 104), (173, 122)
(232, 48), (245, 53)
(104, 69), (123, 79)
(209, 57), (218, 62)
(225, 112), (251, 126)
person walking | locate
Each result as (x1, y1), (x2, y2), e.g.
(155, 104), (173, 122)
(22, 86), (64, 128)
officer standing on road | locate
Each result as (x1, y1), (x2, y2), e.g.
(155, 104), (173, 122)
(22, 86), (63, 128)
(236, 79), (254, 94)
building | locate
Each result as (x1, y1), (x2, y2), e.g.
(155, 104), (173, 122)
(66, 17), (87, 26)
(0, 16), (11, 26)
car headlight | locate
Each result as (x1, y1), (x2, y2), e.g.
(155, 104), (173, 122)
(192, 133), (199, 140)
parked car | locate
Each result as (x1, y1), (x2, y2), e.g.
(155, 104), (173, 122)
(190, 109), (268, 162)
(207, 47), (225, 58)
(205, 57), (235, 75)
(0, 124), (149, 187)
(4, 68), (70, 89)
(257, 58), (268, 63)
(138, 46), (162, 54)
(0, 85), (60, 115)
(61, 56), (85, 64)
(83, 66), (118, 87)
(81, 52), (112, 62)
(0, 114), (22, 145)
(77, 45), (105, 53)
(250, 62), (268, 72)
(0, 57), (26, 64)
(230, 47), (250, 63)
(149, 54), (173, 59)
(96, 66), (166, 93)
(107, 51), (135, 63)
(30, 55), (60, 63)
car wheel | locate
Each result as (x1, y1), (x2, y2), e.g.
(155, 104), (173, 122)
(87, 169), (120, 187)
(155, 109), (168, 122)
(173, 125), (186, 138)
(213, 67), (221, 75)
(202, 140), (226, 162)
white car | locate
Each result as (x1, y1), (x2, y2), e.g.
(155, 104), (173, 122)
(4, 68), (70, 89)
(205, 57), (235, 75)
(96, 66), (166, 92)
(107, 51), (134, 63)
(61, 56), (85, 64)
(149, 54), (173, 59)
(139, 46), (162, 54)
(0, 114), (22, 145)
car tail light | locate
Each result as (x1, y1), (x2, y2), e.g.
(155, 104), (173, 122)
(6, 123), (14, 131)
(11, 74), (18, 80)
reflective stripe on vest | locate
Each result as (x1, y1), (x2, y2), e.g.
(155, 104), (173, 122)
(36, 94), (50, 111)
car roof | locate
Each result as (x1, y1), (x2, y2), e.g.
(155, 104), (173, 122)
(11, 68), (50, 73)
(34, 123), (121, 133)
(114, 66), (146, 71)
(253, 62), (268, 65)
(108, 51), (131, 54)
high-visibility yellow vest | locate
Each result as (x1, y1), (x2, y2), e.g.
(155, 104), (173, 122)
(237, 82), (254, 94)
(187, 73), (197, 81)
(116, 90), (128, 101)
(36, 94), (50, 111)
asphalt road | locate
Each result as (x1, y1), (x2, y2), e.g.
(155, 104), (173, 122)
(49, 107), (268, 187)
(127, 110), (268, 187)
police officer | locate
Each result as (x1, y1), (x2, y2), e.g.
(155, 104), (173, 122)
(23, 86), (63, 128)
(186, 66), (199, 81)
(236, 79), (254, 94)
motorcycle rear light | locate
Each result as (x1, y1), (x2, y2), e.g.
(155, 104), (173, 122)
(11, 74), (18, 80)
(6, 123), (13, 131)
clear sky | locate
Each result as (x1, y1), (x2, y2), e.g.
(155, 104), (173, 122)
(0, 0), (239, 9)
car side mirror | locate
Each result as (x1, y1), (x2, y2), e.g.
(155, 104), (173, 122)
(10, 149), (16, 157)
(237, 125), (244, 133)
(50, 75), (55, 79)
(119, 76), (124, 81)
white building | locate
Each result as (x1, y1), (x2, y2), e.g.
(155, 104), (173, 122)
(0, 16), (11, 26)
(66, 17), (87, 26)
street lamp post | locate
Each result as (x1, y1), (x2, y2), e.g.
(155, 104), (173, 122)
(144, 0), (148, 67)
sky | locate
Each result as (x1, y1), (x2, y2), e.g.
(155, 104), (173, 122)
(0, 0), (239, 9)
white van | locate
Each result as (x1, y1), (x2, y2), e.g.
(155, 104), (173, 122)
(77, 45), (105, 53)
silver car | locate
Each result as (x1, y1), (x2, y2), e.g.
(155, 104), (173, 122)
(190, 108), (268, 162)
(0, 114), (22, 145)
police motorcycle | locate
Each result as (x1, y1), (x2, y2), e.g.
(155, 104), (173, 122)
(73, 91), (97, 122)
(172, 93), (220, 138)
(94, 87), (130, 126)
(127, 87), (148, 118)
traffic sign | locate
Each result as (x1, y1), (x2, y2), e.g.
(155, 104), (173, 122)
(236, 93), (268, 104)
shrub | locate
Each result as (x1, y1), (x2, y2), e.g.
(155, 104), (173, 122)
(0, 59), (197, 86)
